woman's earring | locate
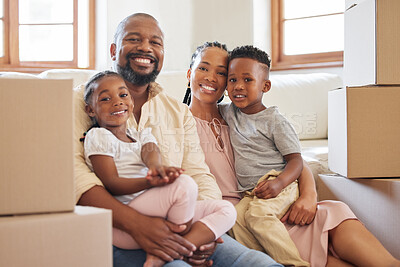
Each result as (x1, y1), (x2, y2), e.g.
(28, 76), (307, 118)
(183, 82), (191, 105)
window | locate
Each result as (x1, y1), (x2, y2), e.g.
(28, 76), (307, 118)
(271, 0), (344, 70)
(0, 0), (95, 72)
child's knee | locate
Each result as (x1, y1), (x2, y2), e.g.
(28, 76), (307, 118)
(221, 200), (237, 227)
(178, 174), (198, 190)
(174, 174), (198, 198)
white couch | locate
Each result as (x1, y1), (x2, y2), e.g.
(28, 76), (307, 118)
(0, 69), (343, 178)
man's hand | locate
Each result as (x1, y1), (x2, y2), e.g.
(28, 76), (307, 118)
(253, 178), (284, 199)
(146, 166), (184, 187)
(78, 186), (196, 262)
(185, 237), (224, 266)
(128, 214), (196, 262)
(281, 193), (317, 225)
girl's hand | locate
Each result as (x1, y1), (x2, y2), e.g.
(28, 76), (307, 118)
(281, 193), (317, 225)
(146, 166), (184, 187)
(164, 166), (184, 184)
(253, 179), (284, 199)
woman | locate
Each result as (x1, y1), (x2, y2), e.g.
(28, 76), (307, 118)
(184, 41), (400, 267)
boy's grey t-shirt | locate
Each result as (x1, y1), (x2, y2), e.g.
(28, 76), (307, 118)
(219, 103), (301, 191)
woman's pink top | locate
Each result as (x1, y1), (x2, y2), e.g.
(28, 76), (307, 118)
(194, 117), (241, 205)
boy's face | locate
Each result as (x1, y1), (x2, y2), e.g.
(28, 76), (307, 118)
(227, 58), (271, 114)
(86, 76), (133, 129)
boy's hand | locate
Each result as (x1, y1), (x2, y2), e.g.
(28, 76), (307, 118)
(146, 166), (184, 187)
(253, 178), (284, 199)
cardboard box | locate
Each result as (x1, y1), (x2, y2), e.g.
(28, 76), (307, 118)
(328, 86), (400, 178)
(317, 174), (400, 259)
(0, 79), (74, 215)
(0, 206), (112, 267)
(344, 0), (400, 86)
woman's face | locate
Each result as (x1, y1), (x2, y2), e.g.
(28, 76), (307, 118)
(188, 47), (228, 105)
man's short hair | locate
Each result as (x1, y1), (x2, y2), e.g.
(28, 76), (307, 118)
(113, 13), (160, 43)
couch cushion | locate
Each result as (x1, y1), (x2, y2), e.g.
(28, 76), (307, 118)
(0, 72), (39, 79)
(156, 71), (188, 102)
(300, 139), (333, 179)
(264, 73), (342, 140)
(38, 69), (99, 88)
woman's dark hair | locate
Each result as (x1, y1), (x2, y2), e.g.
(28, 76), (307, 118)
(183, 41), (228, 106)
(80, 70), (123, 142)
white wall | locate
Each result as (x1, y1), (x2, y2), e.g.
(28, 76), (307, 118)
(95, 0), (343, 78)
(191, 0), (253, 55)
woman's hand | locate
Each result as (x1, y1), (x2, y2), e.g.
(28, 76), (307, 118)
(281, 193), (317, 225)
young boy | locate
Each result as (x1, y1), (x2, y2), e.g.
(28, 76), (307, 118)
(219, 45), (309, 267)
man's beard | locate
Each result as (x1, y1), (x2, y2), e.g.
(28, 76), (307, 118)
(116, 53), (160, 86)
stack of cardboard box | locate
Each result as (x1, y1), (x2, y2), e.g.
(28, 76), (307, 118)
(319, 0), (400, 259)
(0, 79), (112, 266)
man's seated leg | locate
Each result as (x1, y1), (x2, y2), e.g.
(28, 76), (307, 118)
(113, 246), (191, 267)
(209, 234), (283, 267)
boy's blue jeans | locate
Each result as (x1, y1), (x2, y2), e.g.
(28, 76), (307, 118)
(113, 234), (283, 267)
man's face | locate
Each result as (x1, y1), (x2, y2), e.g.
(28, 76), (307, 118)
(111, 16), (164, 86)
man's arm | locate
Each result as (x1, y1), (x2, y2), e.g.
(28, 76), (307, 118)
(78, 186), (195, 261)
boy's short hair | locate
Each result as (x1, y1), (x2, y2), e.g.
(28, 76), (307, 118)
(229, 45), (271, 69)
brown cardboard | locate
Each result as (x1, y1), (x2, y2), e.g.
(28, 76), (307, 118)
(328, 86), (400, 178)
(0, 206), (112, 267)
(317, 174), (400, 259)
(344, 0), (400, 86)
(0, 79), (74, 215)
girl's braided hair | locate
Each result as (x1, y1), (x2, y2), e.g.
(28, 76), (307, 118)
(80, 70), (123, 142)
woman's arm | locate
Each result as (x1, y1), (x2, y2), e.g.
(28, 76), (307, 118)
(89, 155), (152, 195)
(281, 159), (317, 225)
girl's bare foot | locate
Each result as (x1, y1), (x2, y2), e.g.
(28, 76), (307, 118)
(143, 253), (165, 267)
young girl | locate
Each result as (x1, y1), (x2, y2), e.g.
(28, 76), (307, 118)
(82, 70), (236, 267)
(184, 42), (400, 267)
